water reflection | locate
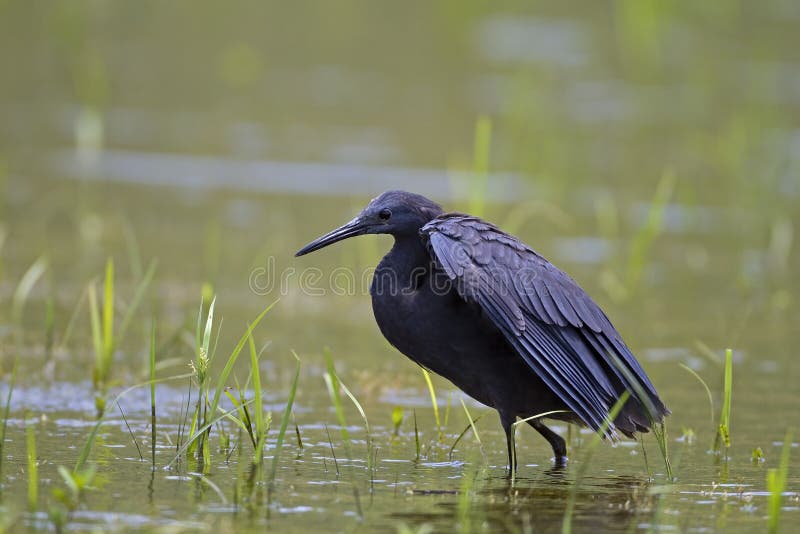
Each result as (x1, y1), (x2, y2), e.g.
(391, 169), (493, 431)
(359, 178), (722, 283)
(391, 471), (656, 532)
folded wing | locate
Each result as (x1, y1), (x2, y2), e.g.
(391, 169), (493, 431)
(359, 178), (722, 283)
(421, 214), (669, 437)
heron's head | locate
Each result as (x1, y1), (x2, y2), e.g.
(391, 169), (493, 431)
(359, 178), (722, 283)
(295, 190), (443, 256)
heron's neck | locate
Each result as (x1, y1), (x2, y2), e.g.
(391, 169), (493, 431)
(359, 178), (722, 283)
(375, 233), (430, 292)
(392, 231), (430, 265)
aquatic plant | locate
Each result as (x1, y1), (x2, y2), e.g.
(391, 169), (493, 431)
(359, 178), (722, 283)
(449, 412), (486, 461)
(149, 320), (157, 469)
(186, 297), (277, 471)
(248, 332), (269, 464)
(713, 348), (733, 457)
(323, 349), (351, 452)
(88, 257), (157, 416)
(324, 349), (373, 468)
(678, 362), (714, 424)
(421, 368), (444, 443)
(26, 417), (38, 511)
(268, 351), (300, 489)
(391, 406), (404, 437)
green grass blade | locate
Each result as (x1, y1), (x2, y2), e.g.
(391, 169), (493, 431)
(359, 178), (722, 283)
(269, 352), (301, 485)
(413, 409), (420, 461)
(12, 255), (48, 326)
(26, 418), (38, 511)
(391, 406), (403, 437)
(678, 363), (714, 423)
(448, 413), (485, 460)
(57, 465), (79, 496)
(149, 320), (157, 469)
(606, 350), (671, 478)
(625, 170), (675, 292)
(57, 286), (88, 352)
(248, 332), (266, 462)
(513, 410), (571, 427)
(118, 258), (158, 342)
(88, 283), (103, 386)
(77, 371), (194, 472)
(338, 375), (372, 469)
(459, 398), (482, 448)
(202, 296), (216, 359)
(195, 297), (204, 360)
(421, 368), (443, 442)
(206, 300), (277, 431)
(767, 428), (793, 534)
(102, 257), (115, 360)
(714, 348), (734, 454)
(168, 400), (255, 468)
(44, 295), (55, 358)
(339, 379), (370, 445)
(323, 348), (351, 448)
(0, 359), (18, 480)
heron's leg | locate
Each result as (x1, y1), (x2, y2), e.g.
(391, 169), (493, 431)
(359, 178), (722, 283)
(500, 412), (517, 473)
(528, 419), (567, 466)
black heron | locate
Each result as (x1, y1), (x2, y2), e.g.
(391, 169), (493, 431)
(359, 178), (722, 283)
(296, 190), (669, 467)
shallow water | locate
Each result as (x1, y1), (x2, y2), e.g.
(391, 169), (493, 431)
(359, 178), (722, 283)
(1, 2), (799, 532)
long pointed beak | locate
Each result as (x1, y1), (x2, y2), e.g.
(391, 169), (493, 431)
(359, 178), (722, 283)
(295, 217), (369, 257)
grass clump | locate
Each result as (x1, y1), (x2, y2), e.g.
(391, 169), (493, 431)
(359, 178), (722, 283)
(185, 297), (277, 471)
(248, 332), (270, 464)
(88, 257), (157, 416)
(88, 258), (115, 408)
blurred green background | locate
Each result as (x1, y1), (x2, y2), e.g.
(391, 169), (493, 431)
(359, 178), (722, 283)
(0, 1), (798, 531)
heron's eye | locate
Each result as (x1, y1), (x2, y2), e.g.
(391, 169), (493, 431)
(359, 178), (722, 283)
(378, 209), (392, 221)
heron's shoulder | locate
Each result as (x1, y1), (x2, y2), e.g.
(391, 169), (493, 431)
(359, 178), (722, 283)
(421, 213), (535, 255)
(422, 212), (493, 232)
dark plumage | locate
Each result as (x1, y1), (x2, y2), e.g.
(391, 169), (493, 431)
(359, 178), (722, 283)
(296, 190), (669, 467)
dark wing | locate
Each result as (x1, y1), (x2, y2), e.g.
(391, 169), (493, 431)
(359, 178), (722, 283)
(421, 214), (669, 438)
